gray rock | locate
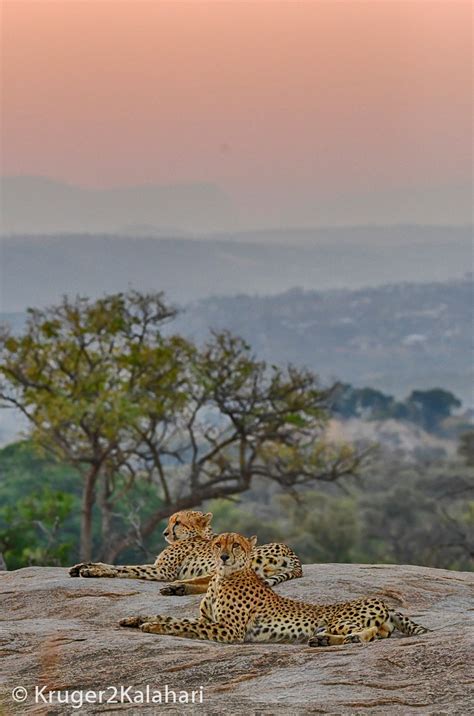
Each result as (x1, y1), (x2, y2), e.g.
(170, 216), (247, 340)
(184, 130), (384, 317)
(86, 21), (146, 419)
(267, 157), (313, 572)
(1, 564), (473, 714)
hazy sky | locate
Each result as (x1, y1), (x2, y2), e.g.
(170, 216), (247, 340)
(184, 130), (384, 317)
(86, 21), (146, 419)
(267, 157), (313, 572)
(2, 0), (472, 227)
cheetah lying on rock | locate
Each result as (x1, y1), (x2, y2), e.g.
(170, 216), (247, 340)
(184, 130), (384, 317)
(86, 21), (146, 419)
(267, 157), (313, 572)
(120, 532), (429, 646)
(69, 510), (302, 595)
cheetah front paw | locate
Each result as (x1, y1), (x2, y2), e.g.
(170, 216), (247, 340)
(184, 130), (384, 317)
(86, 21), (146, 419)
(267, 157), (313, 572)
(343, 633), (362, 644)
(78, 567), (102, 578)
(140, 622), (162, 634)
(160, 583), (188, 596)
(308, 627), (333, 648)
(119, 615), (150, 628)
(69, 562), (91, 577)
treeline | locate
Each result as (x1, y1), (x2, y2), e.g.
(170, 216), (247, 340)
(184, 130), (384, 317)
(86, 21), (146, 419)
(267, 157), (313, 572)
(331, 384), (467, 434)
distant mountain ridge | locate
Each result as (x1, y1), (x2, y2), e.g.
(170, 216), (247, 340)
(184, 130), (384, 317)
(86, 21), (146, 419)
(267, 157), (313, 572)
(0, 176), (239, 234)
(1, 227), (471, 312)
(1, 175), (472, 232)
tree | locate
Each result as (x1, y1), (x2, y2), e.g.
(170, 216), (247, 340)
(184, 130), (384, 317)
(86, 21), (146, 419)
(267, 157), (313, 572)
(406, 389), (462, 432)
(331, 383), (395, 420)
(0, 292), (363, 562)
(0, 441), (79, 569)
(106, 329), (363, 561)
(0, 486), (74, 569)
(0, 292), (184, 560)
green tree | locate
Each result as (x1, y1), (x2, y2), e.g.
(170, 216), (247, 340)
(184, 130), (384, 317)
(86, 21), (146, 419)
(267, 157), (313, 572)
(331, 383), (395, 420)
(0, 292), (187, 560)
(0, 487), (74, 569)
(0, 441), (170, 569)
(406, 389), (462, 432)
(108, 330), (363, 561)
(0, 292), (362, 563)
(0, 443), (79, 568)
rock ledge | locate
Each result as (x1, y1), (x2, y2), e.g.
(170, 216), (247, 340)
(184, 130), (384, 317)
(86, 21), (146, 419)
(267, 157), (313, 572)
(1, 563), (473, 714)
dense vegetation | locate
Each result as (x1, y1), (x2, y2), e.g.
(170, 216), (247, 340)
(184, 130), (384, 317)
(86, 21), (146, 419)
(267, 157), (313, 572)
(210, 435), (474, 572)
(1, 435), (472, 571)
(0, 441), (159, 569)
(0, 291), (360, 563)
(0, 288), (472, 572)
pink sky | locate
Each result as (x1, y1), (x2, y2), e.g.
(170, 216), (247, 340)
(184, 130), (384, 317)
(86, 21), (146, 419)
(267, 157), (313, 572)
(2, 0), (472, 224)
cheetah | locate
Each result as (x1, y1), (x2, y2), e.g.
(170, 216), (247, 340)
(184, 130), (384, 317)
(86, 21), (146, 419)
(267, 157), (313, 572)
(69, 510), (302, 595)
(120, 532), (429, 646)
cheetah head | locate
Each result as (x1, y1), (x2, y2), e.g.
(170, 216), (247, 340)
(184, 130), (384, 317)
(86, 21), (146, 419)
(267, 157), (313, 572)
(211, 532), (257, 576)
(163, 510), (213, 544)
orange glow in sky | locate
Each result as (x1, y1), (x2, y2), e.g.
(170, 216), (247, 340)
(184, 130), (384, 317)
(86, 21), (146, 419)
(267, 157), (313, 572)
(1, 0), (472, 220)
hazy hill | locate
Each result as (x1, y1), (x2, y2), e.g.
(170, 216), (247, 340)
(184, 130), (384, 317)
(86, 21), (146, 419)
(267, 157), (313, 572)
(173, 278), (473, 401)
(1, 176), (472, 233)
(1, 277), (471, 410)
(1, 227), (471, 311)
(0, 176), (238, 235)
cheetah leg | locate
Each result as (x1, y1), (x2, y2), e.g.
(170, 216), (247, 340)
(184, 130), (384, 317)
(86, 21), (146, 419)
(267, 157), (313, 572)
(69, 562), (116, 578)
(308, 624), (378, 647)
(260, 558), (303, 587)
(264, 567), (302, 587)
(119, 614), (161, 628)
(160, 575), (212, 596)
(377, 622), (393, 639)
(343, 626), (379, 643)
(121, 615), (246, 643)
(69, 562), (172, 581)
(308, 627), (345, 647)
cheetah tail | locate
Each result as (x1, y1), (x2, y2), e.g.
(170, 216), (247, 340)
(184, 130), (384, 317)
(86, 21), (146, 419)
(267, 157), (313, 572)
(389, 610), (429, 636)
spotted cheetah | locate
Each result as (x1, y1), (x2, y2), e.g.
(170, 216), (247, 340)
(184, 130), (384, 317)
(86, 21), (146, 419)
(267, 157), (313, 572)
(120, 532), (428, 646)
(69, 511), (302, 594)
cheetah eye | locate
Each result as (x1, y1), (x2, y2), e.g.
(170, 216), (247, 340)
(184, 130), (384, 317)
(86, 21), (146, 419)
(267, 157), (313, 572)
(232, 543), (241, 550)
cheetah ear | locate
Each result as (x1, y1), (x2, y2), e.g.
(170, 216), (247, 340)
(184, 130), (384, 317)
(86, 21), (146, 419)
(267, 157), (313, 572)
(203, 512), (213, 523)
(249, 535), (258, 548)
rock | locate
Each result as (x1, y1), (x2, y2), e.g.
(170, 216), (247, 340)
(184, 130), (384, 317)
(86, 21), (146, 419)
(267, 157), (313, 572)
(1, 564), (473, 714)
